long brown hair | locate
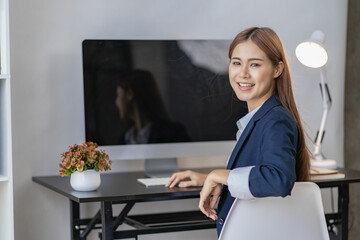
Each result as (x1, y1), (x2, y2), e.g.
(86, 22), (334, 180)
(229, 27), (310, 181)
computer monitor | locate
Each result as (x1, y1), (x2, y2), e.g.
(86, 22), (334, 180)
(82, 39), (248, 177)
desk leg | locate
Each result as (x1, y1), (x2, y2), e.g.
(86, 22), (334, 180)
(101, 201), (114, 240)
(70, 200), (81, 240)
(339, 184), (349, 240)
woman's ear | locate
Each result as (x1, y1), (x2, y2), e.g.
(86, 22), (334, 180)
(274, 61), (284, 78)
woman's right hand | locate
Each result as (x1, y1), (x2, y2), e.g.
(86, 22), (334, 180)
(166, 170), (208, 188)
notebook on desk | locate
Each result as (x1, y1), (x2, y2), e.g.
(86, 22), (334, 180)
(310, 167), (345, 180)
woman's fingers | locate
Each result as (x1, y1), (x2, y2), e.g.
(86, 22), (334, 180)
(199, 197), (217, 220)
(166, 171), (189, 188)
(178, 180), (196, 187)
(166, 171), (206, 188)
(199, 175), (222, 221)
(209, 190), (220, 209)
(199, 187), (213, 217)
(166, 172), (181, 187)
(168, 176), (181, 188)
(198, 197), (209, 217)
(208, 209), (218, 220)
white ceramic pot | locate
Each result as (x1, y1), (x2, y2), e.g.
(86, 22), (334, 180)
(70, 169), (101, 191)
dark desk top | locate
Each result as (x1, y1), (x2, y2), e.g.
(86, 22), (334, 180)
(32, 168), (213, 203)
(33, 168), (360, 203)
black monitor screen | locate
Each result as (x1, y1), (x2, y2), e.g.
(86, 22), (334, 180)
(83, 40), (248, 145)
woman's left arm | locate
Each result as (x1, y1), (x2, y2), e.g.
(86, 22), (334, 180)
(199, 113), (298, 219)
(249, 115), (298, 197)
(198, 169), (230, 220)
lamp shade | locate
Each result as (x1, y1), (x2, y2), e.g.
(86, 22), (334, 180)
(295, 30), (328, 68)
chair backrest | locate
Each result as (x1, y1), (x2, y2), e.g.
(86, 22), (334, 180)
(218, 182), (329, 240)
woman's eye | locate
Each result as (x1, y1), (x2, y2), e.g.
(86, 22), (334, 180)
(250, 63), (260, 67)
(232, 62), (240, 65)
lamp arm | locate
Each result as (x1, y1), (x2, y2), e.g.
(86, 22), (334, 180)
(320, 67), (332, 107)
(313, 67), (332, 160)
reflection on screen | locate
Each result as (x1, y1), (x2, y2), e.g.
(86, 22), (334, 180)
(83, 40), (248, 145)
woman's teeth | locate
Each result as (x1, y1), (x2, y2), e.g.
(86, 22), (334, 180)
(239, 83), (254, 87)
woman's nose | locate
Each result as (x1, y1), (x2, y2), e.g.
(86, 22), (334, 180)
(240, 67), (250, 78)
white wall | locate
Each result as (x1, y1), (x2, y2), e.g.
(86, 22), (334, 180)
(9, 0), (347, 239)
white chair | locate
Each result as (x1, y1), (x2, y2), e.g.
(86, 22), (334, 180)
(218, 182), (329, 240)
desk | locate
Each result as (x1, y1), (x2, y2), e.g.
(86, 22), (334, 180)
(312, 168), (360, 240)
(33, 168), (360, 240)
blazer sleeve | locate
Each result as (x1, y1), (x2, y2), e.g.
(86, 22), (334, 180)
(248, 114), (298, 198)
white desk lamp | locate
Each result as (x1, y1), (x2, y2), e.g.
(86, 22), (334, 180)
(295, 30), (337, 169)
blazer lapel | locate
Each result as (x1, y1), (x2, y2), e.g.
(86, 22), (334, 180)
(226, 119), (256, 169)
(226, 95), (281, 169)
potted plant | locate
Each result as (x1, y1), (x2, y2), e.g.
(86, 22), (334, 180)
(59, 141), (112, 191)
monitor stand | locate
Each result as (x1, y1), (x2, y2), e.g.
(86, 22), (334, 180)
(144, 158), (179, 178)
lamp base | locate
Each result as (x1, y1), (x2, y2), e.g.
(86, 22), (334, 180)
(311, 159), (337, 170)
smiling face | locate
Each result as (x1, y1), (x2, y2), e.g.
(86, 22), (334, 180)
(229, 40), (283, 111)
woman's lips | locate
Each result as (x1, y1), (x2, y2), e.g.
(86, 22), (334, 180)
(238, 82), (255, 91)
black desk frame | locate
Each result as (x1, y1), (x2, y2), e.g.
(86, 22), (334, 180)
(317, 181), (349, 239)
(33, 168), (360, 240)
(70, 198), (215, 240)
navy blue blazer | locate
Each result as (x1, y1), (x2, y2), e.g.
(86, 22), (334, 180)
(216, 95), (298, 235)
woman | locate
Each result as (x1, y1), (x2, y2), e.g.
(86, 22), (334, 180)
(166, 27), (310, 235)
(115, 69), (190, 144)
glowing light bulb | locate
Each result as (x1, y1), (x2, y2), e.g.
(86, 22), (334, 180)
(295, 30), (328, 68)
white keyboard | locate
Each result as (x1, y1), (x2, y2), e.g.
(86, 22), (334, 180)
(137, 177), (170, 187)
